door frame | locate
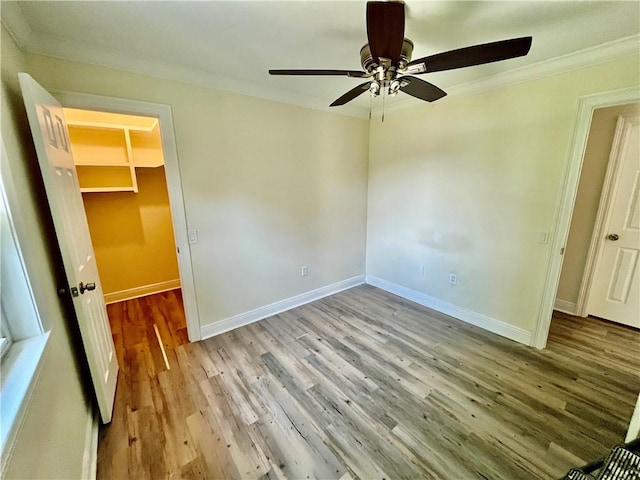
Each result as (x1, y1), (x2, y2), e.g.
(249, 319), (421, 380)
(54, 90), (201, 342)
(532, 86), (640, 349)
(578, 113), (640, 317)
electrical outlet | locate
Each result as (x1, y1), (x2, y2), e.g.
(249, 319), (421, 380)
(538, 231), (549, 244)
(188, 228), (198, 244)
(449, 273), (457, 285)
(301, 265), (309, 277)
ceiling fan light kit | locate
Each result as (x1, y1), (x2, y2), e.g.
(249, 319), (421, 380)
(269, 1), (533, 109)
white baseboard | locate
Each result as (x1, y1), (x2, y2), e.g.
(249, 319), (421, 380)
(553, 299), (577, 315)
(365, 276), (532, 346)
(200, 275), (365, 339)
(81, 406), (99, 480)
(103, 279), (181, 304)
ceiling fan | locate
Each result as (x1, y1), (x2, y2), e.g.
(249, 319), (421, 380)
(269, 1), (532, 107)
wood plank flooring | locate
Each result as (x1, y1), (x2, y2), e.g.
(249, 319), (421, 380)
(98, 286), (640, 479)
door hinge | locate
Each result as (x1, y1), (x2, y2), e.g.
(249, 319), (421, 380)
(560, 247), (565, 255)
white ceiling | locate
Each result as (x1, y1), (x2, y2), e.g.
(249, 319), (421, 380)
(4, 1), (640, 117)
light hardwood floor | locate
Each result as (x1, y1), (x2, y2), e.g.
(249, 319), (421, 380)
(98, 285), (640, 479)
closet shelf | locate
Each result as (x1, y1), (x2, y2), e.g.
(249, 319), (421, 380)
(75, 161), (132, 167)
(80, 186), (137, 193)
(64, 107), (165, 193)
(65, 108), (158, 132)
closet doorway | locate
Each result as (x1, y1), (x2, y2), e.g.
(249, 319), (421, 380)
(65, 107), (188, 340)
(54, 91), (200, 343)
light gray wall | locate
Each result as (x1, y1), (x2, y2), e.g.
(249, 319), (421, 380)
(25, 53), (370, 330)
(366, 57), (639, 338)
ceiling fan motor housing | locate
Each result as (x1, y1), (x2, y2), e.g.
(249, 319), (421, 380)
(360, 38), (414, 73)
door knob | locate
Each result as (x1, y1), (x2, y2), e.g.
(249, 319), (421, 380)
(79, 282), (96, 294)
(607, 233), (619, 241)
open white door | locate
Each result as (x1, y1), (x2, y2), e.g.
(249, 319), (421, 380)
(587, 115), (640, 329)
(18, 73), (118, 423)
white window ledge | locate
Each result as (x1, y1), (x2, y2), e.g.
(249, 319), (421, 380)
(0, 332), (50, 461)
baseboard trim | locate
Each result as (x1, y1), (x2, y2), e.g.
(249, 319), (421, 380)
(81, 406), (99, 480)
(365, 276), (532, 346)
(104, 279), (181, 304)
(554, 299), (577, 315)
(200, 275), (365, 340)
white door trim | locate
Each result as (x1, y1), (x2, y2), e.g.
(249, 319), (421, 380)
(532, 86), (640, 349)
(577, 114), (640, 317)
(52, 90), (201, 342)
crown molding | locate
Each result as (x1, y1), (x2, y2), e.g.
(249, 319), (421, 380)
(9, 26), (370, 119)
(0, 1), (31, 48)
(3, 4), (637, 120)
(2, 5), (368, 118)
(377, 34), (640, 116)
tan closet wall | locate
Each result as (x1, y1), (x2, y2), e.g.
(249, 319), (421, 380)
(82, 166), (179, 302)
(65, 109), (180, 303)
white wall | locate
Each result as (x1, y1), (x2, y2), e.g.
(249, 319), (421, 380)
(24, 53), (370, 330)
(1, 25), (93, 479)
(366, 56), (639, 341)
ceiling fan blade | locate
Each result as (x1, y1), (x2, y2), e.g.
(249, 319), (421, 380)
(330, 82), (371, 107)
(269, 69), (367, 78)
(366, 1), (405, 64)
(407, 37), (532, 74)
(398, 76), (447, 102)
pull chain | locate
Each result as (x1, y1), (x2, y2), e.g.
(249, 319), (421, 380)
(382, 86), (386, 123)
